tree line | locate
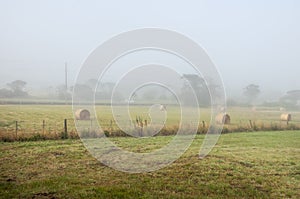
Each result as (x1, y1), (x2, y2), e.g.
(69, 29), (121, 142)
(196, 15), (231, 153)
(1, 78), (300, 109)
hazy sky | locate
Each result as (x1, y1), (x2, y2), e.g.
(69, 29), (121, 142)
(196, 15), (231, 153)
(0, 0), (299, 98)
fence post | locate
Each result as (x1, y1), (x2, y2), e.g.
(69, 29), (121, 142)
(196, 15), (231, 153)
(249, 120), (253, 129)
(42, 120), (45, 135)
(64, 119), (68, 138)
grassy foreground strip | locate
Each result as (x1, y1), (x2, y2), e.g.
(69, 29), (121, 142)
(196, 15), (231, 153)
(0, 131), (299, 198)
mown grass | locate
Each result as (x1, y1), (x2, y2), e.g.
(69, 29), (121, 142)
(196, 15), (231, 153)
(0, 131), (299, 198)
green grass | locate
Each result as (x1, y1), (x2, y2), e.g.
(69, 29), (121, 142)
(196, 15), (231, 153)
(0, 131), (299, 198)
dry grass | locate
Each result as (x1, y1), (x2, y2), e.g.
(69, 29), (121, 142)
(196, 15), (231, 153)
(1, 105), (300, 141)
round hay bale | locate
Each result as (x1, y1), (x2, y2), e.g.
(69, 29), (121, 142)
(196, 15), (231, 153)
(160, 105), (167, 111)
(75, 109), (90, 120)
(215, 113), (230, 124)
(280, 113), (291, 121)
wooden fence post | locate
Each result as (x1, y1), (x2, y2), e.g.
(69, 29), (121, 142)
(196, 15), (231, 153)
(249, 120), (253, 129)
(64, 119), (68, 138)
(42, 120), (45, 135)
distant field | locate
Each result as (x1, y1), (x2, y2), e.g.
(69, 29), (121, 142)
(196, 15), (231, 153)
(0, 131), (299, 198)
(1, 105), (300, 140)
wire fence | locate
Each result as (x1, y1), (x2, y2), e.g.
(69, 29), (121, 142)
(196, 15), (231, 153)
(0, 118), (77, 141)
(1, 116), (300, 142)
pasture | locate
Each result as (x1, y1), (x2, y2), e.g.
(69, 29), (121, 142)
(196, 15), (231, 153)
(0, 105), (299, 198)
(0, 131), (299, 198)
(0, 105), (300, 140)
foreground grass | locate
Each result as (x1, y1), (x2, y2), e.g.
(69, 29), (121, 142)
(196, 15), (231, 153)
(0, 131), (299, 198)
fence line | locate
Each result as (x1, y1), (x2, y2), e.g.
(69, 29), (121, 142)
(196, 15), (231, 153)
(1, 117), (300, 141)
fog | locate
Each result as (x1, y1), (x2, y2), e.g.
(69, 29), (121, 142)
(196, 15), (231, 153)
(0, 0), (299, 102)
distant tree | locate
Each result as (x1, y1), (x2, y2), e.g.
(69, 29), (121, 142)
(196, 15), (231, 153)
(56, 85), (71, 100)
(71, 84), (93, 100)
(6, 80), (28, 97)
(280, 90), (300, 107)
(96, 82), (115, 101)
(181, 74), (210, 106)
(0, 88), (13, 98)
(85, 79), (98, 90)
(243, 84), (260, 104)
(71, 81), (124, 102)
(226, 98), (238, 107)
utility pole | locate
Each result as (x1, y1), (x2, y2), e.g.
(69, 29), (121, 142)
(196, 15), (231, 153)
(65, 62), (68, 104)
(65, 62), (68, 91)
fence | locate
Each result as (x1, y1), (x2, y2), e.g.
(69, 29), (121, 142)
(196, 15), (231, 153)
(0, 118), (78, 141)
(1, 116), (300, 142)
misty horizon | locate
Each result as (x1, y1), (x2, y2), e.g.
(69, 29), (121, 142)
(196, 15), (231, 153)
(0, 1), (299, 101)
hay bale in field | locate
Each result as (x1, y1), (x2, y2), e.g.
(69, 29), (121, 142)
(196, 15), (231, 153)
(160, 105), (167, 111)
(75, 109), (90, 120)
(280, 113), (291, 121)
(215, 113), (231, 124)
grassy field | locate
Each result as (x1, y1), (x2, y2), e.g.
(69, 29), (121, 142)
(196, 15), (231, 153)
(0, 105), (300, 140)
(0, 131), (299, 198)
